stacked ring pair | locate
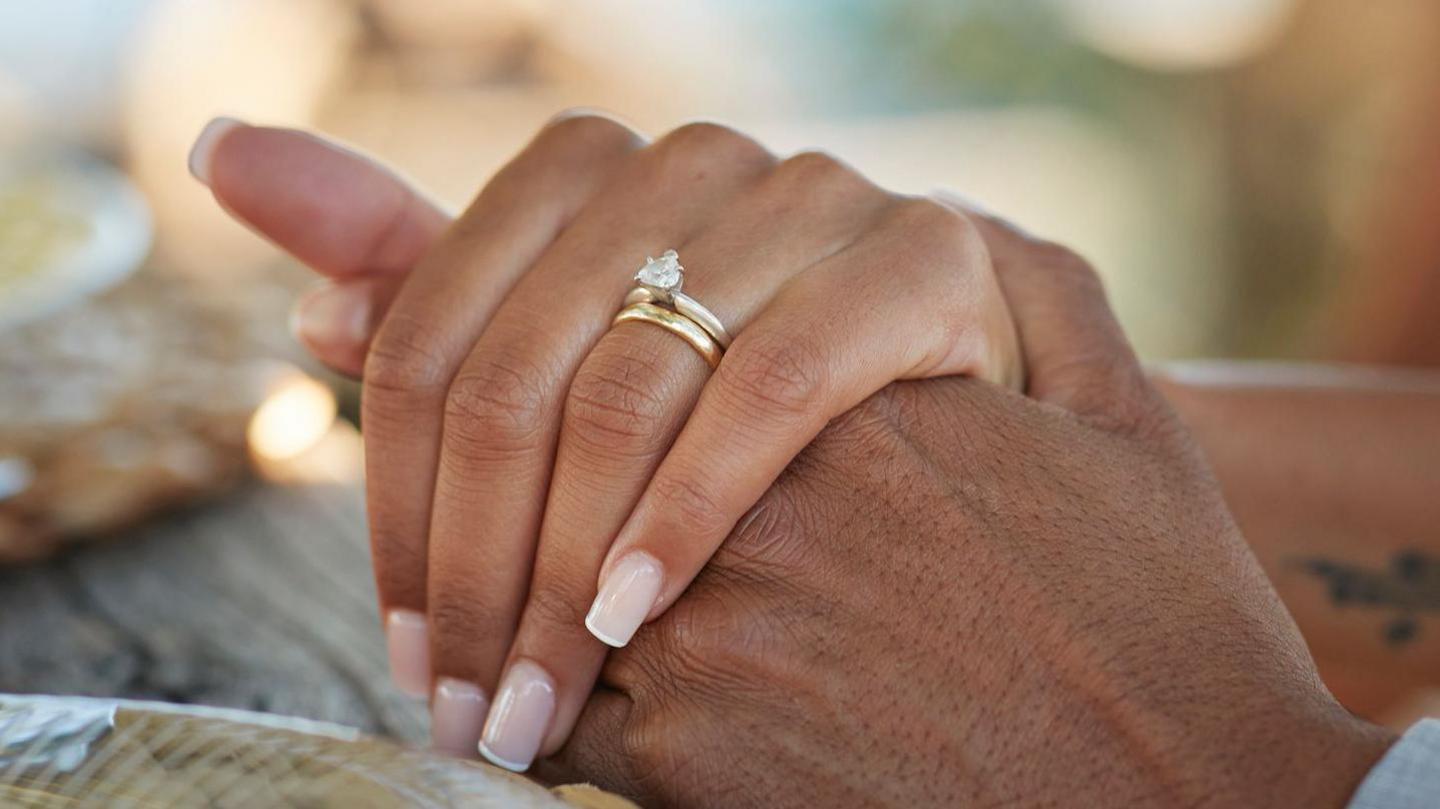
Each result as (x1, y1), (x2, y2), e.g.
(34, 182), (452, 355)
(612, 250), (731, 369)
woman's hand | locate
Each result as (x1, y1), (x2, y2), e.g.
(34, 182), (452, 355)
(190, 113), (1023, 770)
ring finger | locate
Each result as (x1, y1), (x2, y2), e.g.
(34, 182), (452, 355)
(424, 123), (778, 756)
(362, 113), (645, 700)
(475, 149), (893, 770)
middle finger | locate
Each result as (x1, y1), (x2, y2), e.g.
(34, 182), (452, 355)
(479, 149), (892, 770)
(424, 122), (774, 755)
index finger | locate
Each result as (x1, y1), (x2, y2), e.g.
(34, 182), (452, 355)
(192, 118), (451, 280)
(191, 119), (453, 376)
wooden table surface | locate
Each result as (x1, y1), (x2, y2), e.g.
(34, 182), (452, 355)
(0, 482), (427, 745)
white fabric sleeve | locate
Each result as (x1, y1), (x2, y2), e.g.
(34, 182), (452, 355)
(1348, 719), (1440, 809)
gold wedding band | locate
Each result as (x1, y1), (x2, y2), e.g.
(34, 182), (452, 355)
(612, 302), (723, 369)
(623, 287), (732, 349)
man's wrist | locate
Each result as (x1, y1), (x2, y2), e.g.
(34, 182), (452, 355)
(1347, 719), (1440, 809)
(1241, 708), (1397, 809)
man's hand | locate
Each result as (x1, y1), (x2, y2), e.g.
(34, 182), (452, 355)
(538, 218), (1395, 807)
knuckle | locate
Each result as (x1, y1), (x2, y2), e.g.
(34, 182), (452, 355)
(1012, 233), (1107, 298)
(364, 311), (454, 397)
(651, 121), (770, 168)
(644, 592), (766, 697)
(427, 593), (508, 655)
(564, 350), (674, 451)
(442, 353), (550, 460)
(616, 690), (746, 808)
(650, 595), (730, 661)
(764, 151), (885, 215)
(648, 576), (808, 704)
(537, 110), (635, 150)
(618, 708), (691, 797)
(648, 471), (731, 538)
(891, 196), (985, 261)
(660, 121), (744, 151)
(523, 579), (590, 637)
(370, 536), (427, 606)
(773, 149), (868, 194)
(718, 493), (809, 575)
(718, 334), (829, 420)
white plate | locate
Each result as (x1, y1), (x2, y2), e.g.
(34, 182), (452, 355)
(0, 151), (152, 332)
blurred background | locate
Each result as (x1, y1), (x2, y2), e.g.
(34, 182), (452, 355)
(1, 0), (1437, 712)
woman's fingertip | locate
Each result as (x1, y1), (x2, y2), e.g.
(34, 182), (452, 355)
(188, 116), (248, 186)
(384, 609), (431, 698)
(585, 552), (664, 648)
(431, 678), (490, 757)
(478, 660), (556, 773)
(291, 283), (374, 350)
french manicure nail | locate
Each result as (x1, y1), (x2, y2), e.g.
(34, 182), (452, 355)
(585, 552), (663, 648)
(431, 678), (489, 757)
(385, 609), (431, 698)
(478, 659), (555, 772)
(290, 284), (373, 348)
(188, 116), (246, 186)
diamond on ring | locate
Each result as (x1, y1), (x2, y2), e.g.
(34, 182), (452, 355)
(635, 249), (684, 297)
(623, 249), (733, 351)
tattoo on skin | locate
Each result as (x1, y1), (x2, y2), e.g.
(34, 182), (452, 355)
(1294, 551), (1439, 647)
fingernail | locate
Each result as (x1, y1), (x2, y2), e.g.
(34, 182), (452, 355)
(585, 552), (663, 648)
(431, 678), (489, 757)
(385, 609), (430, 698)
(478, 659), (555, 772)
(188, 116), (246, 186)
(290, 284), (373, 349)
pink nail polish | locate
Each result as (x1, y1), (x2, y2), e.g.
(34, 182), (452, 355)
(385, 609), (431, 698)
(187, 116), (245, 186)
(431, 678), (489, 757)
(478, 660), (555, 772)
(291, 284), (373, 348)
(585, 552), (663, 648)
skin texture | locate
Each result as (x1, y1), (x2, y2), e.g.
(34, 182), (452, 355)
(198, 122), (1440, 726)
(1154, 368), (1440, 717)
(533, 382), (1390, 807)
(520, 220), (1396, 807)
(196, 115), (1022, 766)
(191, 118), (1427, 803)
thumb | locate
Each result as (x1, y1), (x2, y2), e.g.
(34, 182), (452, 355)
(530, 688), (650, 802)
